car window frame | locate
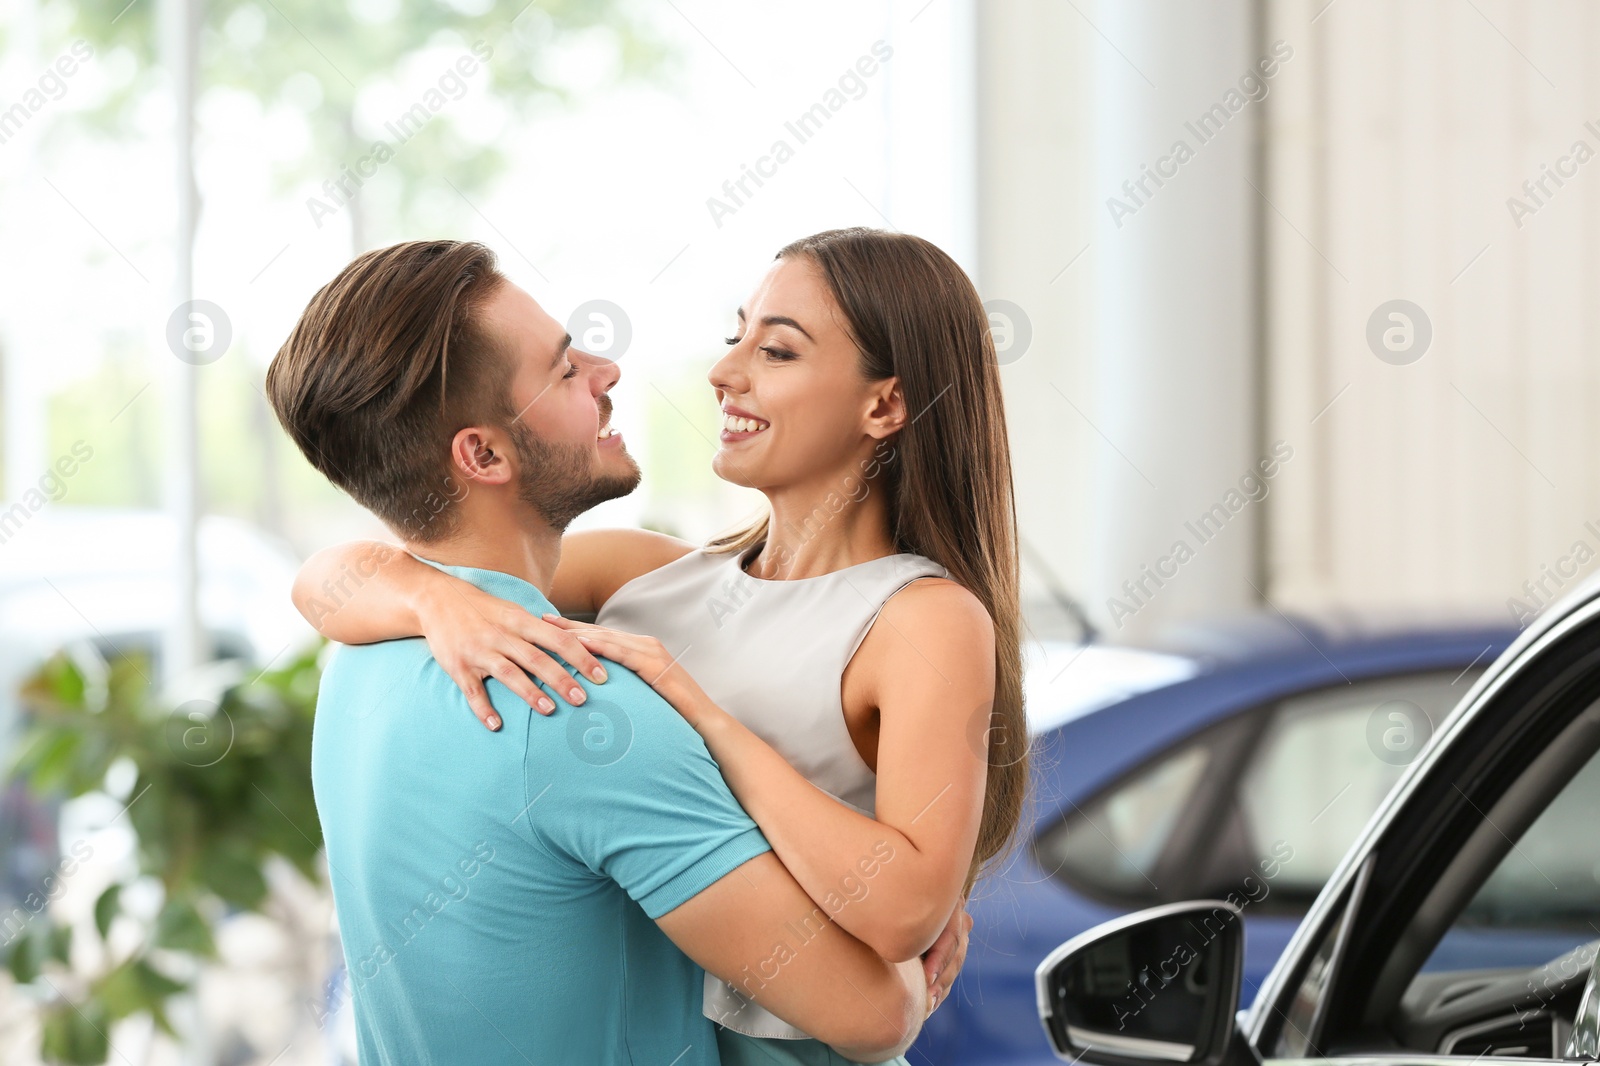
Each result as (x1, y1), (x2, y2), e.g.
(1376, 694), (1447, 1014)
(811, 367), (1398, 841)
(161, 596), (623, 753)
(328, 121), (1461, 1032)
(1267, 854), (1377, 1059)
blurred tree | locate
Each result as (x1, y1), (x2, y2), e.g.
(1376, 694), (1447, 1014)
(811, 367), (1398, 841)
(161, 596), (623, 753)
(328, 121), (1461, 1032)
(57, 0), (671, 252)
(6, 643), (326, 1064)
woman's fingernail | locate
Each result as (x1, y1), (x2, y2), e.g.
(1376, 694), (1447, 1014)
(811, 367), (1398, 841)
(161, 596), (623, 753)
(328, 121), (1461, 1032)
(591, 666), (607, 683)
(569, 687), (585, 704)
(538, 698), (555, 713)
(487, 715), (502, 730)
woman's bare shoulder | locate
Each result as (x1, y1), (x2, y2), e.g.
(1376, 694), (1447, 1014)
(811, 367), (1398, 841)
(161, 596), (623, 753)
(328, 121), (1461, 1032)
(881, 576), (993, 635)
(855, 575), (996, 725)
(858, 576), (996, 684)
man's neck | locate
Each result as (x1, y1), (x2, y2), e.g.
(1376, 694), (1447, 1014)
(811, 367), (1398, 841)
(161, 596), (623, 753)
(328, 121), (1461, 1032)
(405, 509), (562, 594)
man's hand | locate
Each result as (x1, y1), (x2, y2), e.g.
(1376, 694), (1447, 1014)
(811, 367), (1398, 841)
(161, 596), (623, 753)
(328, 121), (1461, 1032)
(921, 901), (973, 1013)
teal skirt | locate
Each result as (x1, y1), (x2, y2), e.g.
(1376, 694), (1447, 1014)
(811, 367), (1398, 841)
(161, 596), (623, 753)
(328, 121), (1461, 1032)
(715, 1025), (911, 1066)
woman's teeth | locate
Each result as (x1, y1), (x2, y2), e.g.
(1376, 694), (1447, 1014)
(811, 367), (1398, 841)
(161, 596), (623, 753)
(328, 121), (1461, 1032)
(722, 414), (769, 434)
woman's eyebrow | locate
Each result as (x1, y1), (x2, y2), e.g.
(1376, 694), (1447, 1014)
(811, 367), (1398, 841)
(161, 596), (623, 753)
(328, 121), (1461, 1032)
(758, 315), (813, 341)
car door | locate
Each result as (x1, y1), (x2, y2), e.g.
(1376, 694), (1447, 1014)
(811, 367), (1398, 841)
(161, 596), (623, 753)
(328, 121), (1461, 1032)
(1243, 588), (1600, 1066)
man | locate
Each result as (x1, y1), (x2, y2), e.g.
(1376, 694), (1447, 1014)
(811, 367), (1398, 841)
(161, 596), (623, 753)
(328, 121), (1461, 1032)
(266, 240), (932, 1063)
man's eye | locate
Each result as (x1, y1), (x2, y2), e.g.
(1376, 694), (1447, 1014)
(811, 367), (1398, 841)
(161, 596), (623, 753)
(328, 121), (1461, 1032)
(563, 361), (579, 379)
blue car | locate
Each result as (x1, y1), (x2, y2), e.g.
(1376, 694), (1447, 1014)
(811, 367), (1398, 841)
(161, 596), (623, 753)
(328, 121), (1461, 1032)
(913, 613), (1519, 1065)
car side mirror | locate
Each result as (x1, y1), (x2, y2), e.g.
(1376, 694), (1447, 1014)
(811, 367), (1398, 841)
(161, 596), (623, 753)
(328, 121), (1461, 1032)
(1036, 901), (1245, 1066)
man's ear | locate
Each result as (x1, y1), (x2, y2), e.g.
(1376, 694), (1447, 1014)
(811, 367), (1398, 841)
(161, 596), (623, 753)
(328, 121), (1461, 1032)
(450, 426), (514, 486)
(864, 377), (907, 441)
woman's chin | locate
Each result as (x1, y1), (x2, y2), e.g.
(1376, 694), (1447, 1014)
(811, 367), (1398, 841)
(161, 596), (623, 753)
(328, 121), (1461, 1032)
(710, 451), (760, 489)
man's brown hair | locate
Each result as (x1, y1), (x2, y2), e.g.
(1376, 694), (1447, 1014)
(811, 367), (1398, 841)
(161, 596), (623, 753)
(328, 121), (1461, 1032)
(266, 240), (512, 542)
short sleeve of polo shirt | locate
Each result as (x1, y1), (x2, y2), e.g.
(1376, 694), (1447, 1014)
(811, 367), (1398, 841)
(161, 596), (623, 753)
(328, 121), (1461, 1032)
(521, 674), (772, 919)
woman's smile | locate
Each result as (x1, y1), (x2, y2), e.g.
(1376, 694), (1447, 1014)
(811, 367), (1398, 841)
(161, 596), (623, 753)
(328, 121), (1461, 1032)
(720, 403), (771, 442)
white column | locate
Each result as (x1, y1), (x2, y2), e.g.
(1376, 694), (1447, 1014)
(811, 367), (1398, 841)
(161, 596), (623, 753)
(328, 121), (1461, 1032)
(972, 0), (1104, 637)
(882, 0), (978, 271)
(1089, 0), (1261, 640)
(159, 0), (203, 688)
(3, 0), (47, 503)
(975, 0), (1263, 642)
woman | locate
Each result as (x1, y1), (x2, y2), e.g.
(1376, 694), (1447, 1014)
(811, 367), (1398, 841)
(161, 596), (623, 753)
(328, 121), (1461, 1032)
(292, 228), (1027, 1064)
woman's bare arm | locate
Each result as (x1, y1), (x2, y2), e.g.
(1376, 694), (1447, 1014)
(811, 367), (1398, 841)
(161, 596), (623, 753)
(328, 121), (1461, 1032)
(291, 530), (695, 728)
(548, 528), (695, 615)
(292, 541), (433, 644)
(291, 540), (616, 724)
(291, 526), (689, 632)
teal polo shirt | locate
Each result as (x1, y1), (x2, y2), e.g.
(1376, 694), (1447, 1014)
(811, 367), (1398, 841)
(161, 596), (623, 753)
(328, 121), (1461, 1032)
(310, 557), (771, 1064)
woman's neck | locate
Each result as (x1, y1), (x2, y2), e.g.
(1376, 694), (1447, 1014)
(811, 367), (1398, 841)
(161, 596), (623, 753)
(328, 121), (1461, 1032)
(752, 475), (898, 580)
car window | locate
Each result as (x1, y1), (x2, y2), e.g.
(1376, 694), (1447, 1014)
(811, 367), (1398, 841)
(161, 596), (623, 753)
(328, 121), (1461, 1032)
(1420, 746), (1600, 974)
(1464, 751), (1600, 928)
(1034, 743), (1210, 899)
(1237, 671), (1481, 897)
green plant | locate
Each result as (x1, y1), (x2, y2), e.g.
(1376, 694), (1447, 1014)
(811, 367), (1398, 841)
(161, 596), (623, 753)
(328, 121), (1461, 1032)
(6, 641), (327, 1065)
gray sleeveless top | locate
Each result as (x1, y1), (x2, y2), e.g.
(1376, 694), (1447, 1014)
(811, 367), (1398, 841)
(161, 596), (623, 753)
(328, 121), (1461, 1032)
(594, 542), (948, 1040)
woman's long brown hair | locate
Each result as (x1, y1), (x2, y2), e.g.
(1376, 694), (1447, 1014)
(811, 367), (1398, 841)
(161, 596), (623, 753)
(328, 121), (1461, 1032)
(707, 227), (1027, 894)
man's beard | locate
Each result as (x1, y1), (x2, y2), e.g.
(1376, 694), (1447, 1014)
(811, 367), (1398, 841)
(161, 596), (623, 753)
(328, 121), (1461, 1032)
(507, 421), (641, 531)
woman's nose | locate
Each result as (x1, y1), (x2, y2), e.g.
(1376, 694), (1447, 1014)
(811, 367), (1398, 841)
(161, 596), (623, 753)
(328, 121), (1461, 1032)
(708, 345), (746, 393)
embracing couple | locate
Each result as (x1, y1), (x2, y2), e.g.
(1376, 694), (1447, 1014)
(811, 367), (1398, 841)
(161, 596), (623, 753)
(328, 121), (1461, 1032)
(264, 227), (1028, 1064)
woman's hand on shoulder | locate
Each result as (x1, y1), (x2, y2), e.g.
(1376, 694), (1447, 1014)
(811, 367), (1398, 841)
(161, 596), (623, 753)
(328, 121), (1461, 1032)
(540, 615), (717, 730)
(415, 578), (613, 732)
